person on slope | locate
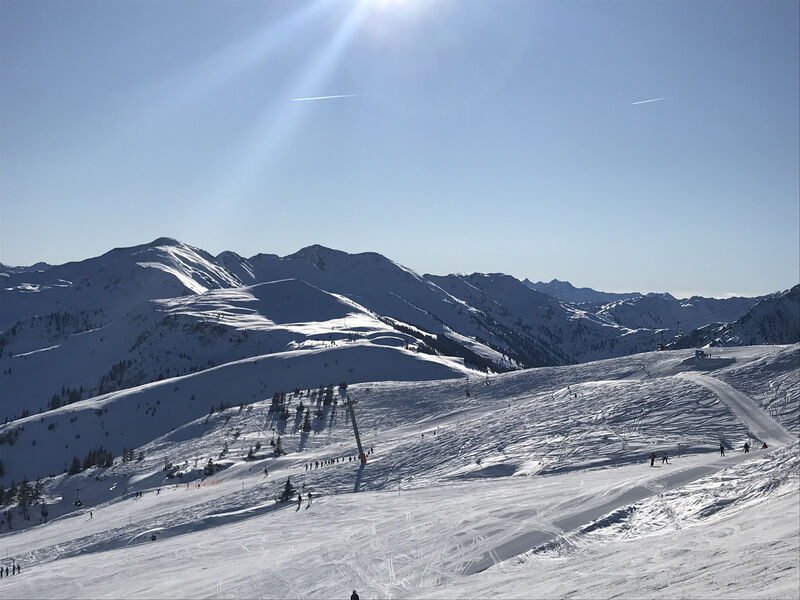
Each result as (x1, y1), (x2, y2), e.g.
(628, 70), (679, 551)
(743, 442), (750, 453)
(661, 453), (670, 464)
(351, 590), (360, 600)
(761, 442), (768, 449)
(649, 452), (656, 467)
(307, 492), (313, 508)
(297, 494), (302, 511)
(719, 443), (725, 456)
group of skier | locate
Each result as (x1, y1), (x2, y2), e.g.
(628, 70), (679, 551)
(720, 441), (768, 456)
(304, 448), (373, 471)
(650, 439), (769, 466)
(648, 452), (669, 467)
(296, 492), (313, 510)
(0, 564), (20, 578)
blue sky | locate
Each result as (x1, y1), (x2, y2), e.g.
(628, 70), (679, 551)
(1, 0), (798, 297)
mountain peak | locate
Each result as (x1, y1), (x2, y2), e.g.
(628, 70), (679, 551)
(285, 245), (346, 271)
(150, 236), (182, 246)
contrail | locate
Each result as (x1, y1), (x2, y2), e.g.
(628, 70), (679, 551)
(631, 97), (668, 105)
(290, 94), (357, 102)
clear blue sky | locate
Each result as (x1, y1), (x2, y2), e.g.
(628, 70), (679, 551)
(1, 0), (798, 297)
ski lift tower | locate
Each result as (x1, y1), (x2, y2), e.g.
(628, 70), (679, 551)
(344, 394), (367, 464)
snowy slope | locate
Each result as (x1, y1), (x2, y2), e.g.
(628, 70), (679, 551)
(0, 279), (471, 425)
(0, 346), (797, 599)
(0, 341), (470, 484)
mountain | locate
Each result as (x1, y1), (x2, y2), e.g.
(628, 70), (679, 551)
(1, 238), (794, 426)
(0, 242), (475, 422)
(670, 285), (800, 349)
(0, 261), (53, 276)
(523, 278), (641, 304)
(597, 293), (764, 332)
(0, 238), (242, 331)
(0, 238), (798, 599)
(426, 272), (657, 365)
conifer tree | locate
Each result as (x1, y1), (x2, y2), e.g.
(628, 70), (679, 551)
(17, 477), (32, 507)
(279, 477), (296, 502)
(32, 478), (43, 504)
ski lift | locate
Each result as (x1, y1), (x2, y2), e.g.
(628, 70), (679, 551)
(74, 488), (82, 507)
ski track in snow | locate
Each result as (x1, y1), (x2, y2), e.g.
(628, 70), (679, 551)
(679, 372), (796, 446)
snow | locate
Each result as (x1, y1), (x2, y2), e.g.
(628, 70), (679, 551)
(11, 344), (60, 358)
(0, 239), (797, 598)
(0, 345), (797, 598)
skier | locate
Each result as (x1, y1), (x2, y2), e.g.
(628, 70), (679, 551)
(649, 452), (656, 467)
(351, 591), (360, 600)
(297, 494), (302, 511)
(719, 443), (725, 456)
(307, 492), (312, 508)
(743, 442), (750, 453)
(89, 511), (93, 519)
(661, 453), (669, 464)
(761, 442), (768, 449)
(264, 467), (269, 477)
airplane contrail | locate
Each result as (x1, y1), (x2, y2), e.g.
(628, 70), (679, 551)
(290, 94), (357, 102)
(631, 97), (668, 105)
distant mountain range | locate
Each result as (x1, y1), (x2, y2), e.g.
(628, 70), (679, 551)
(523, 278), (642, 304)
(669, 285), (800, 349)
(1, 237), (797, 424)
(0, 261), (53, 276)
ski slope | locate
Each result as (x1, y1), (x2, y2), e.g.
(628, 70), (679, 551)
(0, 346), (797, 598)
(680, 372), (796, 446)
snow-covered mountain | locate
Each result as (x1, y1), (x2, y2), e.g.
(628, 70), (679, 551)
(0, 238), (241, 331)
(2, 238), (794, 427)
(1, 238), (798, 598)
(523, 278), (641, 304)
(670, 285), (800, 349)
(426, 272), (658, 365)
(596, 292), (764, 332)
